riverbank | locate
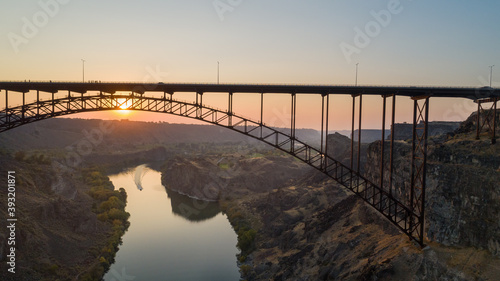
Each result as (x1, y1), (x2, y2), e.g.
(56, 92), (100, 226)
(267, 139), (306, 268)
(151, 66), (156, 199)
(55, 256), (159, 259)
(0, 152), (130, 281)
(78, 168), (130, 280)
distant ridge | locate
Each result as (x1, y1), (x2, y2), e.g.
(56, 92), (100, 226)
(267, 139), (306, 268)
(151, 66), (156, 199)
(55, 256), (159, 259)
(0, 118), (320, 151)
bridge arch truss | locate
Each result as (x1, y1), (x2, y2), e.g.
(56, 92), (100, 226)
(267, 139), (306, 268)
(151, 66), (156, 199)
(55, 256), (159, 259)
(1, 82), (498, 247)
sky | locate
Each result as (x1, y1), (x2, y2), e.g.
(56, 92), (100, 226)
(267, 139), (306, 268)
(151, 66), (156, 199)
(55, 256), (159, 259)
(1, 0), (500, 130)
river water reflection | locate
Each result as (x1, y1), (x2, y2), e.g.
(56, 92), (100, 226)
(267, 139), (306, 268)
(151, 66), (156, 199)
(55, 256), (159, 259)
(103, 165), (240, 281)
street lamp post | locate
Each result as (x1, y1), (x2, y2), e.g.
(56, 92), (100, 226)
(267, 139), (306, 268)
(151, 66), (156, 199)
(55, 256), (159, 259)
(355, 63), (359, 86)
(217, 61), (220, 84)
(81, 59), (86, 82)
(490, 65), (495, 87)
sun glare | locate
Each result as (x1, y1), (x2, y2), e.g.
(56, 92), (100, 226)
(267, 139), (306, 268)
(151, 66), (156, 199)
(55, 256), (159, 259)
(117, 109), (131, 115)
(117, 98), (131, 110)
(114, 98), (132, 116)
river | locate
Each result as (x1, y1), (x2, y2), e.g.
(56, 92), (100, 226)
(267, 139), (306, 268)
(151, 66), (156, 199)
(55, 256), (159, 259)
(103, 164), (240, 281)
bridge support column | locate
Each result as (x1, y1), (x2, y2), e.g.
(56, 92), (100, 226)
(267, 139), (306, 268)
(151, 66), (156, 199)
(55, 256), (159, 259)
(476, 101), (481, 140)
(320, 94), (328, 170)
(291, 93), (296, 153)
(169, 92), (174, 112)
(110, 92), (115, 109)
(228, 92), (233, 127)
(37, 90), (40, 117)
(410, 96), (430, 246)
(67, 91), (71, 111)
(260, 92), (264, 138)
(162, 92), (173, 113)
(348, 94), (364, 191)
(350, 94), (361, 190)
(325, 93), (329, 168)
(495, 98), (498, 145)
(162, 92), (167, 112)
(475, 98), (498, 144)
(349, 94), (363, 179)
(379, 95), (389, 210)
(350, 95), (356, 172)
(321, 95), (324, 155)
(22, 92), (25, 122)
(380, 96), (388, 188)
(357, 94), (362, 175)
(5, 90), (8, 125)
(320, 93), (329, 169)
(52, 92), (55, 114)
(389, 94), (397, 216)
(196, 92), (203, 119)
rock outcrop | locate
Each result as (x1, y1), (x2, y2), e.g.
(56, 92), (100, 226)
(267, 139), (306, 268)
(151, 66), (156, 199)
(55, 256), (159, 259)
(454, 109), (500, 138)
(364, 111), (500, 255)
(351, 129), (390, 143)
(389, 121), (461, 141)
(217, 111), (500, 279)
(326, 132), (369, 173)
(0, 154), (114, 281)
(225, 172), (499, 280)
(161, 154), (312, 201)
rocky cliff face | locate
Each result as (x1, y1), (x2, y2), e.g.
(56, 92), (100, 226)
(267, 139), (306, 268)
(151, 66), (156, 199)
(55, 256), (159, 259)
(235, 179), (481, 281)
(430, 140), (500, 254)
(326, 133), (369, 173)
(351, 129), (390, 143)
(0, 154), (112, 281)
(161, 154), (312, 201)
(389, 121), (461, 141)
(227, 111), (500, 279)
(364, 111), (500, 256)
(454, 109), (500, 137)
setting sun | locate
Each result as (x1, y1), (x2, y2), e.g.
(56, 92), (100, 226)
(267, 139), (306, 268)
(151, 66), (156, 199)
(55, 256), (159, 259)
(114, 98), (132, 116)
(116, 109), (131, 115)
(117, 98), (131, 110)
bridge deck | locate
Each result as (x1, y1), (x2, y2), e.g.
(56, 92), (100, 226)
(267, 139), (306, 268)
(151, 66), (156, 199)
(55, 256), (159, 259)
(0, 82), (498, 100)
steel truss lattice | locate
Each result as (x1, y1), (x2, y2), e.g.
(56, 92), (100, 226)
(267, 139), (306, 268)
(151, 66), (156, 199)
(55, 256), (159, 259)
(0, 91), (436, 246)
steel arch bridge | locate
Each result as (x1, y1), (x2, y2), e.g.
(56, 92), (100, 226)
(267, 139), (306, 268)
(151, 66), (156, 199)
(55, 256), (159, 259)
(1, 81), (499, 247)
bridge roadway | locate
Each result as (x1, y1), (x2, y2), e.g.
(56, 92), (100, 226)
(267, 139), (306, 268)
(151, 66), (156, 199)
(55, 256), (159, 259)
(0, 81), (499, 99)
